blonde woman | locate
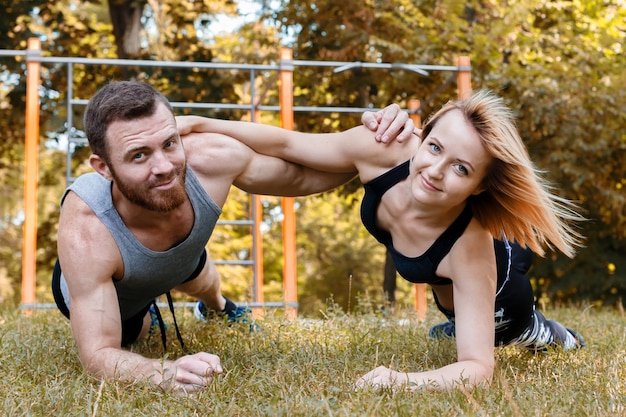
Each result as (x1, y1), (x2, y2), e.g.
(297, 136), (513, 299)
(177, 89), (585, 390)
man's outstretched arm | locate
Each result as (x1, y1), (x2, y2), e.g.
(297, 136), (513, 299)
(58, 192), (223, 394)
(182, 131), (357, 207)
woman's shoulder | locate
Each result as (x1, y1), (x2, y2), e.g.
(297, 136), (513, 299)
(448, 220), (494, 269)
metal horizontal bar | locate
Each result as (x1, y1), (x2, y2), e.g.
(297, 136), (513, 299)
(20, 301), (299, 309)
(290, 59), (461, 72)
(217, 220), (254, 226)
(153, 301), (299, 309)
(0, 49), (27, 57)
(16, 54), (463, 74)
(32, 55), (278, 70)
(213, 260), (254, 266)
(69, 99), (379, 114)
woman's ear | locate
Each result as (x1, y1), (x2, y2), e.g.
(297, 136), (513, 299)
(471, 181), (487, 196)
(89, 154), (113, 181)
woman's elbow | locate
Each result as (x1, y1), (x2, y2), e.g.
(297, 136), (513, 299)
(467, 359), (494, 387)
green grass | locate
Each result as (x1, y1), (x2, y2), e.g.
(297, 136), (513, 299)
(1, 302), (624, 416)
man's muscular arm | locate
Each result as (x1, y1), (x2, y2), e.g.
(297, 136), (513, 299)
(57, 192), (222, 394)
(183, 132), (357, 207)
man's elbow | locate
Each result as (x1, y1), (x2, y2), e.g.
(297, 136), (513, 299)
(79, 346), (119, 380)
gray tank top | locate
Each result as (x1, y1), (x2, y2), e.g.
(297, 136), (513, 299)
(58, 167), (221, 319)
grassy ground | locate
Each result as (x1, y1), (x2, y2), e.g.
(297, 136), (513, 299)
(1, 301), (624, 416)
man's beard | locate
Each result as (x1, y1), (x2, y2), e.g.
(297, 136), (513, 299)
(111, 165), (188, 212)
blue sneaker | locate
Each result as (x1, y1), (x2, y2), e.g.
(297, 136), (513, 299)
(193, 300), (210, 323)
(149, 304), (167, 334)
(428, 321), (456, 339)
(194, 299), (259, 331)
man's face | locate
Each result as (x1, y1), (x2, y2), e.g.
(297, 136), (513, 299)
(101, 102), (188, 212)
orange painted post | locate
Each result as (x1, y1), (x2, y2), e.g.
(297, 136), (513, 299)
(21, 37), (42, 311)
(251, 104), (264, 318)
(408, 99), (427, 320)
(279, 48), (298, 319)
(408, 99), (421, 128)
(251, 194), (264, 318)
(457, 56), (472, 99)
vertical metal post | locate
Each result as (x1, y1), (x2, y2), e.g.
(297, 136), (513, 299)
(65, 62), (74, 185)
(457, 56), (472, 98)
(408, 99), (421, 128)
(279, 48), (297, 319)
(249, 72), (265, 317)
(408, 99), (427, 320)
(251, 193), (264, 317)
(21, 37), (41, 311)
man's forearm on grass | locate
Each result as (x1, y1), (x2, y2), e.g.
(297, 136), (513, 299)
(82, 347), (174, 387)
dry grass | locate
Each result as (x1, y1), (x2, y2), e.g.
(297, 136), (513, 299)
(1, 301), (624, 416)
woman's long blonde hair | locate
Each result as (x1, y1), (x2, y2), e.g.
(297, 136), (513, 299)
(421, 89), (584, 258)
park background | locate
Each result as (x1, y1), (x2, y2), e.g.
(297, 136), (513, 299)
(0, 0), (625, 316)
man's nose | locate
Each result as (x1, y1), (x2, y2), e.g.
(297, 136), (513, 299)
(150, 151), (174, 175)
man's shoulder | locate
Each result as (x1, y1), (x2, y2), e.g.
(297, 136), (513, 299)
(60, 173), (112, 227)
(65, 172), (111, 205)
(71, 172), (109, 188)
(184, 132), (251, 176)
(59, 191), (105, 229)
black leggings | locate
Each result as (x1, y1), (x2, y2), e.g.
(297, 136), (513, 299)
(432, 241), (579, 349)
(432, 240), (536, 346)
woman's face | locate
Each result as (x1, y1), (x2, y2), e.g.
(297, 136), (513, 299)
(409, 109), (492, 209)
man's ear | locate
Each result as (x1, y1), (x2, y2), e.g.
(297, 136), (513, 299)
(89, 154), (113, 181)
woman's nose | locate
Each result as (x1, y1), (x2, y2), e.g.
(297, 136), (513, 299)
(428, 160), (445, 179)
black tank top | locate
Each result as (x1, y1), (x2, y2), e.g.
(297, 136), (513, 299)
(360, 160), (472, 285)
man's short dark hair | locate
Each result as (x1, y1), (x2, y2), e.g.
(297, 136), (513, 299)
(84, 81), (174, 162)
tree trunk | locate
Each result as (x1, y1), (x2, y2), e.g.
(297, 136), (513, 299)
(108, 0), (146, 59)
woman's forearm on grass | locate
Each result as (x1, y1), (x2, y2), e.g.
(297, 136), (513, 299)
(357, 359), (493, 391)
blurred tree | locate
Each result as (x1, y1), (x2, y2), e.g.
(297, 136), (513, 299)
(0, 0), (277, 304)
(497, 0), (626, 306)
(0, 0), (55, 304)
(108, 0), (146, 59)
(268, 0), (626, 308)
(295, 190), (392, 316)
(0, 0), (624, 312)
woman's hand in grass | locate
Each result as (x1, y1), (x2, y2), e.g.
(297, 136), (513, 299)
(354, 365), (408, 390)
